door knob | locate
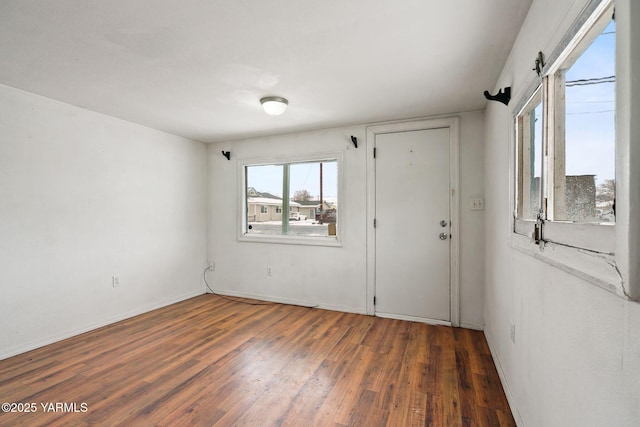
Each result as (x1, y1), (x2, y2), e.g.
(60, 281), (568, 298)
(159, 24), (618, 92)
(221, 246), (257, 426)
(439, 233), (448, 240)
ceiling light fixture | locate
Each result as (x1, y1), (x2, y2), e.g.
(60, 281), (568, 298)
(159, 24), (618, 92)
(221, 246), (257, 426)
(260, 96), (288, 116)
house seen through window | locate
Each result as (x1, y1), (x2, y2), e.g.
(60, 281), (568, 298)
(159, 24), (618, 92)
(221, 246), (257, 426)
(245, 160), (338, 238)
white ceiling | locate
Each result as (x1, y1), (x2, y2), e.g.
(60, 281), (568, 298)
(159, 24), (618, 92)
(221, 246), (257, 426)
(0, 0), (532, 143)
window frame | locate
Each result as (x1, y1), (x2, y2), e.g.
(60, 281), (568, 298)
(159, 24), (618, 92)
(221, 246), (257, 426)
(514, 87), (543, 239)
(237, 152), (344, 247)
(507, 0), (632, 299)
(513, 0), (616, 255)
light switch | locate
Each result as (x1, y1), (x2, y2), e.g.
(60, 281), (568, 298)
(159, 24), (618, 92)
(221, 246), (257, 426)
(470, 198), (484, 210)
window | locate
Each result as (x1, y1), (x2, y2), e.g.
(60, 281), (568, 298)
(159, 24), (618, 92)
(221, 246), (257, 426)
(240, 155), (341, 245)
(515, 89), (543, 221)
(514, 0), (615, 253)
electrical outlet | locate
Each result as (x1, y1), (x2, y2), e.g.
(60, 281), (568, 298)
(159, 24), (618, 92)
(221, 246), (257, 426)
(510, 323), (516, 344)
(267, 266), (272, 276)
(112, 275), (120, 288)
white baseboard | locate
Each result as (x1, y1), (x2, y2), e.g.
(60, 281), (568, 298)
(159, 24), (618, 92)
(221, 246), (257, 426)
(206, 289), (367, 315)
(316, 303), (367, 315)
(460, 321), (484, 331)
(375, 311), (452, 326)
(484, 329), (524, 427)
(1, 289), (205, 361)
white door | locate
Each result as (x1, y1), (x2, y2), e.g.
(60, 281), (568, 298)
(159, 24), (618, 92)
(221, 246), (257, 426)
(375, 128), (451, 323)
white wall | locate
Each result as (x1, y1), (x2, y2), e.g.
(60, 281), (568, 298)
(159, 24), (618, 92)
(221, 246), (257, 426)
(208, 126), (367, 312)
(484, 0), (640, 425)
(458, 112), (486, 329)
(207, 111), (486, 326)
(0, 84), (207, 360)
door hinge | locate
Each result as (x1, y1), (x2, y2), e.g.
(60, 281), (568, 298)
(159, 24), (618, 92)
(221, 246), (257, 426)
(374, 296), (377, 305)
(373, 147), (377, 158)
(374, 218), (377, 228)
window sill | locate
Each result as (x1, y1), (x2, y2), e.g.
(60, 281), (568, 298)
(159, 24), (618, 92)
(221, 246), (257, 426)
(543, 221), (615, 254)
(238, 233), (342, 247)
(509, 232), (626, 299)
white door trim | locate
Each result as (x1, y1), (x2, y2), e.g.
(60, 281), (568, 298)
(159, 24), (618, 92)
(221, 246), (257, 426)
(365, 117), (460, 326)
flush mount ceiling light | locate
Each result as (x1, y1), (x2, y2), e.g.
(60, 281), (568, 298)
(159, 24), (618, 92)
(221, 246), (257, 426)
(260, 96), (288, 116)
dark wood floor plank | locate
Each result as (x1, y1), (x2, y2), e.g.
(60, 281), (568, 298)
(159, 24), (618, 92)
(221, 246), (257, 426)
(0, 294), (515, 426)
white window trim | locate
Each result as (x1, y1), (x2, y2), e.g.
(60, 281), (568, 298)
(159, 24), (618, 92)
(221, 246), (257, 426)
(237, 151), (344, 247)
(508, 0), (629, 299)
(513, 85), (543, 238)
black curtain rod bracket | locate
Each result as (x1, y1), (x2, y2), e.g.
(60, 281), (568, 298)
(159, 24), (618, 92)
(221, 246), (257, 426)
(350, 135), (358, 149)
(483, 86), (511, 106)
(221, 151), (231, 160)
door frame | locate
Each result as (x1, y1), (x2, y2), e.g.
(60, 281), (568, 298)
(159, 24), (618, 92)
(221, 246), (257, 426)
(365, 117), (460, 326)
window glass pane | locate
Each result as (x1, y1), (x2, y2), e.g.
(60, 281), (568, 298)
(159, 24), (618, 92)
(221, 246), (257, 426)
(246, 164), (283, 234)
(516, 91), (542, 220)
(558, 19), (615, 223)
(245, 160), (338, 238)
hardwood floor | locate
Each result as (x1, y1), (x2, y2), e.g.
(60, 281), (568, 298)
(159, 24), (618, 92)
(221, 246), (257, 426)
(0, 295), (515, 426)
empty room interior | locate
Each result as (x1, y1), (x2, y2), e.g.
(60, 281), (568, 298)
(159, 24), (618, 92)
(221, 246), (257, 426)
(1, 0), (638, 426)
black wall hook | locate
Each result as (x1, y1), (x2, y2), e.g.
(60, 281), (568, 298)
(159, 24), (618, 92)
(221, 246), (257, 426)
(484, 86), (511, 106)
(221, 151), (231, 160)
(533, 51), (545, 76)
(350, 135), (358, 149)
